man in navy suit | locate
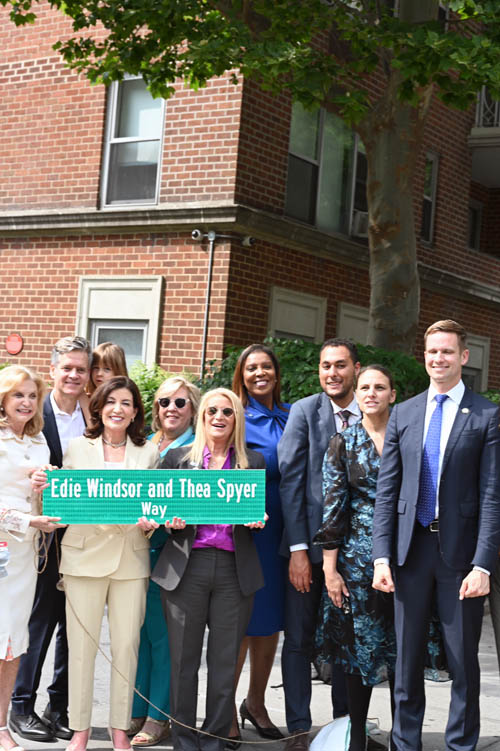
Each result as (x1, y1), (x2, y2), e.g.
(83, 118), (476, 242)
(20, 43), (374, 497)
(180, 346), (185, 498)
(278, 339), (361, 751)
(10, 336), (91, 743)
(372, 320), (500, 751)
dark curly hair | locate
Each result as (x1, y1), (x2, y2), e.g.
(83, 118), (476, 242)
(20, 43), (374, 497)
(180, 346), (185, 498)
(85, 376), (146, 446)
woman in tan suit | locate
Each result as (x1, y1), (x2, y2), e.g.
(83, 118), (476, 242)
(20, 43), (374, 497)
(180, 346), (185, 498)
(33, 376), (158, 751)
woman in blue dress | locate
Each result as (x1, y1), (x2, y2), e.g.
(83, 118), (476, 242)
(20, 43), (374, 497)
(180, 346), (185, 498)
(228, 344), (289, 745)
(129, 376), (201, 746)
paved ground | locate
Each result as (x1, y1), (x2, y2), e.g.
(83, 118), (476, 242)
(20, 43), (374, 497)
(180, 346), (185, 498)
(12, 610), (500, 751)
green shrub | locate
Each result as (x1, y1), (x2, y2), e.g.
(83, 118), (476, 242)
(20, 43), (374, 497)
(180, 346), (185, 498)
(481, 389), (500, 404)
(201, 337), (428, 403)
(129, 362), (175, 426)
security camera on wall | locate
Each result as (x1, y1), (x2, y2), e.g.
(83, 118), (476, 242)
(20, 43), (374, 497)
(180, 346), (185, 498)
(191, 229), (203, 241)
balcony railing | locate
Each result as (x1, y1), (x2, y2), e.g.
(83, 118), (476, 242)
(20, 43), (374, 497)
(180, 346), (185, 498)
(476, 87), (500, 128)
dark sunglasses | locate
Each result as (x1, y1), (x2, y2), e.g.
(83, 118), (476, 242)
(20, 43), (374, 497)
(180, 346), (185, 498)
(158, 397), (190, 409)
(206, 406), (234, 417)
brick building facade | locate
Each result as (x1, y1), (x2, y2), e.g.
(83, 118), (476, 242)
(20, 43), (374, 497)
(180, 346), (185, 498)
(1, 4), (500, 388)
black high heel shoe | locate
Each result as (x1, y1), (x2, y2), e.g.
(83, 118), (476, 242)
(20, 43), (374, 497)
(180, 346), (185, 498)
(224, 733), (242, 750)
(239, 699), (284, 740)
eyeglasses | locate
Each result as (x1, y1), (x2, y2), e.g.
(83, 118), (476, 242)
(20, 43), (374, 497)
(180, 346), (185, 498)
(206, 406), (234, 417)
(158, 397), (190, 409)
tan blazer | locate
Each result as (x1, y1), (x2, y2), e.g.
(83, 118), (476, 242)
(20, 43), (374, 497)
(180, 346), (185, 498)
(60, 435), (159, 579)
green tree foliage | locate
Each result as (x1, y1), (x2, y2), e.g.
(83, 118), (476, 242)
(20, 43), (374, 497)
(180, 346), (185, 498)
(201, 337), (428, 403)
(129, 361), (174, 425)
(3, 1), (500, 351)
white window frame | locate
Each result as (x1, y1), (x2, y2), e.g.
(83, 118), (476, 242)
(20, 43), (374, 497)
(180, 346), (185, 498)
(463, 333), (490, 392)
(286, 106), (366, 237)
(421, 151), (439, 244)
(76, 276), (163, 365)
(268, 287), (326, 343)
(100, 77), (165, 208)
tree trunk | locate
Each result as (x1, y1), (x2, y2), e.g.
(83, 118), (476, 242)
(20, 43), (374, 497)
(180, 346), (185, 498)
(358, 75), (432, 353)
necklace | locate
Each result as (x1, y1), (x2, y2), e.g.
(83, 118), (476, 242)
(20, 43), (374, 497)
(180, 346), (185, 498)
(102, 436), (127, 449)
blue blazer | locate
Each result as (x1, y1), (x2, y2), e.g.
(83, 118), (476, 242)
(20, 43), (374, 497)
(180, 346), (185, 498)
(372, 387), (500, 573)
(278, 391), (339, 564)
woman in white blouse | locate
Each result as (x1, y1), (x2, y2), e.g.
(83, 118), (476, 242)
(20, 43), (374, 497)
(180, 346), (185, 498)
(33, 376), (159, 751)
(0, 366), (63, 751)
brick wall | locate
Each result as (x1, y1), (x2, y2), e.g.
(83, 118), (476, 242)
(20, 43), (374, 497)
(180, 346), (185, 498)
(0, 233), (230, 378)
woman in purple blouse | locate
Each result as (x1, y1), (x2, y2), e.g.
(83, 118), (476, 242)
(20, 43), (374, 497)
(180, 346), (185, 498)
(151, 388), (266, 751)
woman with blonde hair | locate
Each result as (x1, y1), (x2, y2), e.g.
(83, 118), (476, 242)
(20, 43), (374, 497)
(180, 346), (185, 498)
(151, 388), (266, 751)
(0, 366), (63, 751)
(129, 376), (201, 747)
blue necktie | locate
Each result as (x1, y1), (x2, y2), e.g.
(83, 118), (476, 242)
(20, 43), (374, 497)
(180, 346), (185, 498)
(417, 394), (448, 527)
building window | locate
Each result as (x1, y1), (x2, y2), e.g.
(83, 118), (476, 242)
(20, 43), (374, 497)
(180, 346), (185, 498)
(421, 152), (439, 243)
(101, 77), (165, 206)
(89, 320), (148, 371)
(468, 200), (483, 251)
(285, 103), (367, 237)
(268, 287), (326, 342)
(336, 302), (368, 343)
(76, 276), (163, 366)
(462, 333), (490, 391)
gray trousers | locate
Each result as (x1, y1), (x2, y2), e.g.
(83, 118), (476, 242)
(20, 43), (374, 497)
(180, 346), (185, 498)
(490, 555), (500, 673)
(161, 548), (253, 751)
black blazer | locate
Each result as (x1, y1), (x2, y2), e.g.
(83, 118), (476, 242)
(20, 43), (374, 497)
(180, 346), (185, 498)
(373, 387), (500, 573)
(43, 392), (64, 467)
(152, 445), (266, 597)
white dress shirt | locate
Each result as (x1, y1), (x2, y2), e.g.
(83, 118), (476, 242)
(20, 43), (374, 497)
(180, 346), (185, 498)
(50, 391), (86, 456)
(331, 396), (361, 433)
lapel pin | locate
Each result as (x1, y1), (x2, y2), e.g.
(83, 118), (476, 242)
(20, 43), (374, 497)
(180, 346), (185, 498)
(461, 407), (469, 414)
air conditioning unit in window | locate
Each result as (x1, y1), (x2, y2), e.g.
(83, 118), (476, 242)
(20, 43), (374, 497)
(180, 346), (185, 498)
(351, 210), (369, 238)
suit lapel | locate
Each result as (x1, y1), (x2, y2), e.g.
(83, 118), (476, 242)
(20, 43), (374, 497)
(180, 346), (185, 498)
(407, 392), (428, 479)
(317, 391), (336, 442)
(124, 437), (142, 468)
(441, 388), (473, 476)
(43, 393), (63, 467)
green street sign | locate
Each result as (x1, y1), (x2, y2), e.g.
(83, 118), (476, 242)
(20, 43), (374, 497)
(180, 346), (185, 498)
(42, 468), (266, 525)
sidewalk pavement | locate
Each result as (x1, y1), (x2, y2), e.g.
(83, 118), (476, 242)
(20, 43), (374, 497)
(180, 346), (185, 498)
(13, 611), (500, 751)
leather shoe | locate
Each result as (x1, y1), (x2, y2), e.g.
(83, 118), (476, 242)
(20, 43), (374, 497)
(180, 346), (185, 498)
(9, 713), (55, 742)
(41, 706), (73, 741)
(285, 729), (309, 751)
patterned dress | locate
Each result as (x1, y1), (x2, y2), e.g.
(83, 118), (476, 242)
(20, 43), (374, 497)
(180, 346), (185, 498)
(314, 422), (396, 685)
(314, 421), (447, 686)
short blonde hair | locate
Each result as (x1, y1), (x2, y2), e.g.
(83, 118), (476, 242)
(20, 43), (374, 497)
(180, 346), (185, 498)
(424, 320), (467, 351)
(0, 366), (46, 437)
(186, 388), (249, 468)
(151, 376), (201, 432)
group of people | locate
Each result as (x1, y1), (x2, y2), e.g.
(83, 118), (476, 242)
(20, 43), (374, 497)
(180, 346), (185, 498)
(0, 319), (499, 751)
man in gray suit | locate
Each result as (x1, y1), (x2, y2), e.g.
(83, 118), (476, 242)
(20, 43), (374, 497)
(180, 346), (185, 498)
(278, 339), (361, 751)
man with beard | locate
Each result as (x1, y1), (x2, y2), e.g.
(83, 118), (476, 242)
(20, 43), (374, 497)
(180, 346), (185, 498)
(278, 339), (361, 751)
